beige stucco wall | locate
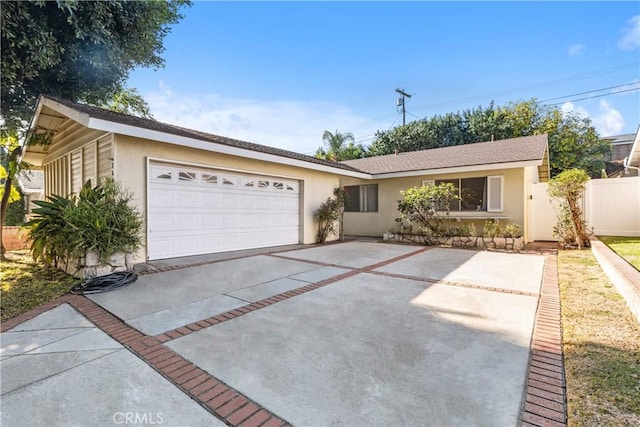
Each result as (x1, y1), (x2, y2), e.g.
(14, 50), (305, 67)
(113, 135), (342, 261)
(340, 168), (527, 238)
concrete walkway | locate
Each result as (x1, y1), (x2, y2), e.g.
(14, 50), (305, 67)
(1, 304), (220, 426)
(1, 242), (567, 426)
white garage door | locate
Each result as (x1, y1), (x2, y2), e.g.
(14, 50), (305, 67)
(148, 163), (300, 260)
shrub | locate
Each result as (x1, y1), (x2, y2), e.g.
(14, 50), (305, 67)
(450, 223), (475, 237)
(397, 182), (459, 237)
(502, 222), (522, 238)
(483, 220), (501, 238)
(313, 187), (346, 243)
(547, 169), (590, 248)
(483, 220), (522, 238)
(26, 179), (143, 266)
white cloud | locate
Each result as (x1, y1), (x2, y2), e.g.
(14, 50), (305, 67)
(142, 83), (379, 155)
(618, 15), (640, 50)
(567, 43), (585, 57)
(560, 101), (589, 119)
(561, 100), (625, 136)
(593, 100), (624, 135)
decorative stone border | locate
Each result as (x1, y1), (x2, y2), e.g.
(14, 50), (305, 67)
(57, 250), (134, 279)
(383, 232), (523, 251)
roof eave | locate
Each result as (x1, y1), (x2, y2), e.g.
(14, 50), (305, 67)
(368, 159), (543, 179)
(87, 117), (371, 179)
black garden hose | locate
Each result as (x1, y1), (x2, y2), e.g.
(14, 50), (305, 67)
(70, 270), (138, 295)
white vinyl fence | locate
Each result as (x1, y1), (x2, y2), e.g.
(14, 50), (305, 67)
(528, 177), (640, 241)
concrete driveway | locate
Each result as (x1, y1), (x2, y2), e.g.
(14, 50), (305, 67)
(1, 242), (548, 426)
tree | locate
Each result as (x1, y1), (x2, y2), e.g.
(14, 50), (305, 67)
(0, 0), (190, 257)
(367, 100), (611, 177)
(315, 130), (365, 161)
(1, 0), (189, 132)
(547, 169), (591, 249)
(97, 88), (154, 119)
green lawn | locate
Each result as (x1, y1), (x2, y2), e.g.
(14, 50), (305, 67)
(598, 236), (640, 271)
(1, 250), (77, 321)
(559, 250), (640, 426)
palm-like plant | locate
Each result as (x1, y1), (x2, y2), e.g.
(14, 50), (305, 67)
(316, 130), (363, 161)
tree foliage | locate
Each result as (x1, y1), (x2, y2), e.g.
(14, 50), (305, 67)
(315, 130), (364, 161)
(1, 0), (189, 131)
(368, 100), (611, 177)
(547, 169), (591, 249)
(0, 0), (189, 256)
(96, 88), (154, 119)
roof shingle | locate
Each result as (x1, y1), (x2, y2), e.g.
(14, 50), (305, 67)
(41, 96), (363, 174)
(341, 135), (548, 174)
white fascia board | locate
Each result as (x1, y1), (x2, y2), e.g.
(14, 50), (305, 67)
(369, 160), (542, 179)
(87, 118), (370, 179)
(41, 98), (90, 126)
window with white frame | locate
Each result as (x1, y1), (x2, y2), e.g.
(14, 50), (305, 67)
(422, 176), (503, 212)
(344, 184), (378, 212)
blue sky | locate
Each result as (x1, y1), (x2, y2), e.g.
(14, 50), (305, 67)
(128, 1), (640, 155)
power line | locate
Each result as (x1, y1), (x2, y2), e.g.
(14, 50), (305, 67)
(547, 86), (639, 106)
(407, 111), (422, 120)
(408, 60), (639, 113)
(349, 63), (639, 144)
(539, 82), (640, 103)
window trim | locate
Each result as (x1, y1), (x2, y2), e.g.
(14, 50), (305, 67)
(486, 175), (504, 212)
(421, 175), (504, 213)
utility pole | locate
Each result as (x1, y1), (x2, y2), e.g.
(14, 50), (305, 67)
(395, 88), (412, 126)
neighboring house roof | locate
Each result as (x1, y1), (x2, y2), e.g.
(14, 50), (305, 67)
(602, 132), (635, 162)
(603, 133), (635, 145)
(16, 170), (44, 193)
(341, 135), (548, 175)
(27, 95), (365, 176)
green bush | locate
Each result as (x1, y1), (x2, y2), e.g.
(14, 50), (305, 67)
(449, 223), (475, 237)
(483, 220), (522, 238)
(502, 222), (522, 238)
(397, 182), (459, 237)
(25, 179), (143, 266)
(313, 188), (347, 243)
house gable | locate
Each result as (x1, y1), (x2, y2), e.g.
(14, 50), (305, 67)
(24, 96), (368, 178)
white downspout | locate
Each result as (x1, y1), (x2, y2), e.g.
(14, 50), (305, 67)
(623, 156), (640, 172)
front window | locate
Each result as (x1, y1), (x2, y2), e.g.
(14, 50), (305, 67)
(434, 177), (487, 211)
(344, 184), (378, 212)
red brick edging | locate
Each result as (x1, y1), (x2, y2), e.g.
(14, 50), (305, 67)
(1, 294), (288, 427)
(520, 254), (567, 427)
